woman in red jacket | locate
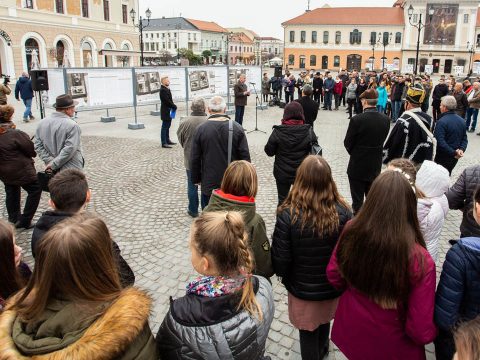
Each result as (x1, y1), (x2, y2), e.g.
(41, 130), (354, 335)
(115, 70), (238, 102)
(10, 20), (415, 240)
(333, 76), (343, 110)
(327, 170), (437, 360)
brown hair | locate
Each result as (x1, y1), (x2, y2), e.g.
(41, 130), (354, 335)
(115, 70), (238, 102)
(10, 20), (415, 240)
(49, 169), (89, 212)
(455, 317), (480, 360)
(279, 155), (349, 236)
(220, 160), (258, 198)
(11, 213), (121, 322)
(190, 211), (262, 319)
(337, 171), (426, 309)
(0, 105), (14, 122)
(0, 220), (23, 300)
(387, 158), (425, 198)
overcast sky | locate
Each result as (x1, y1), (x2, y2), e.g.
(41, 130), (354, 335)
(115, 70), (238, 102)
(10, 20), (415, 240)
(139, 0), (395, 38)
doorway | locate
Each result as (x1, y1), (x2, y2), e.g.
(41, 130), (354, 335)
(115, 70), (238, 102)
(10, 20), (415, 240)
(299, 56), (306, 69)
(444, 59), (452, 74)
(321, 55), (328, 69)
(25, 38), (40, 71)
(346, 54), (362, 71)
(433, 59), (440, 73)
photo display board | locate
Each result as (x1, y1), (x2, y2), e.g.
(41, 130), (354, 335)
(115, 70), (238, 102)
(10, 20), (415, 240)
(85, 69), (133, 107)
(135, 67), (186, 104)
(187, 67), (228, 99)
(229, 66), (262, 96)
(46, 69), (65, 106)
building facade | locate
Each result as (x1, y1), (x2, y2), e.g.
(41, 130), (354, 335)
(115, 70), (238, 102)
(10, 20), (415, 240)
(283, 1), (480, 74)
(255, 37), (284, 65)
(188, 19), (228, 64)
(228, 33), (254, 65)
(0, 0), (139, 78)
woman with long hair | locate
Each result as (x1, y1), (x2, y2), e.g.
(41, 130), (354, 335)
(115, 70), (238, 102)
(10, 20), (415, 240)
(327, 170), (437, 360)
(204, 160), (273, 279)
(157, 211), (274, 359)
(0, 220), (31, 311)
(272, 155), (352, 360)
(265, 101), (316, 206)
(0, 214), (157, 359)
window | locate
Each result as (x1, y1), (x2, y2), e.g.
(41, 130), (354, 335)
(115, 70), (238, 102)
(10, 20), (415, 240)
(334, 56), (340, 67)
(310, 55), (316, 66)
(323, 31), (329, 44)
(464, 14), (469, 23)
(370, 32), (377, 45)
(288, 54), (294, 65)
(412, 14), (418, 23)
(82, 42), (93, 67)
(321, 55), (328, 69)
(477, 34), (480, 47)
(312, 31), (317, 43)
(81, 0), (89, 17)
(162, 33), (165, 39)
(122, 5), (127, 24)
(188, 33), (191, 40)
(156, 33), (159, 38)
(395, 32), (402, 44)
(350, 29), (362, 45)
(335, 31), (341, 44)
(408, 58), (415, 65)
(300, 56), (306, 69)
(301, 31), (306, 43)
(382, 32), (389, 45)
(103, 0), (110, 21)
(145, 43), (149, 51)
(194, 34), (196, 40)
(56, 0), (64, 13)
(457, 59), (466, 67)
(24, 0), (33, 8)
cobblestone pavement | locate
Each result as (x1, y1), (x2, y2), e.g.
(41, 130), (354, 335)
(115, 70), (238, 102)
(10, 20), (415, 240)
(1, 100), (479, 360)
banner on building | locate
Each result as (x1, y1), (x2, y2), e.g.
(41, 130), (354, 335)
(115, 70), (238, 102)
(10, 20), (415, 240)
(424, 65), (434, 75)
(403, 64), (414, 74)
(454, 66), (464, 76)
(424, 4), (459, 46)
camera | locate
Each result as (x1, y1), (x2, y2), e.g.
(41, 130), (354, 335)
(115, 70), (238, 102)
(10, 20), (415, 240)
(1, 74), (10, 85)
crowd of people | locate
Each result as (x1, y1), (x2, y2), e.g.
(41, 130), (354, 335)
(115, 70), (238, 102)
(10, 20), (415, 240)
(0, 68), (480, 360)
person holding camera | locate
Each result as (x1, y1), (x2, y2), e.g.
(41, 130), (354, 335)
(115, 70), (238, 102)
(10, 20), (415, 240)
(0, 76), (11, 105)
(14, 72), (34, 123)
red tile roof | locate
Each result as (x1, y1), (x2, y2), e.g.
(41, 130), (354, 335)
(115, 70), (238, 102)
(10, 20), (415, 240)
(282, 7), (405, 26)
(186, 19), (228, 33)
(230, 33), (253, 44)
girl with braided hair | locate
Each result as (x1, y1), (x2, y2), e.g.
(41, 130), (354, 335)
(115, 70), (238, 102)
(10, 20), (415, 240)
(156, 211), (274, 359)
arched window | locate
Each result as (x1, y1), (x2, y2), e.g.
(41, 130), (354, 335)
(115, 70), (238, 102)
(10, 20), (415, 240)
(350, 29), (362, 45)
(310, 55), (317, 66)
(334, 56), (340, 67)
(288, 54), (294, 66)
(82, 41), (93, 67)
(321, 55), (328, 69)
(382, 32), (389, 45)
(312, 31), (317, 43)
(121, 43), (131, 67)
(476, 34), (480, 47)
(335, 31), (341, 44)
(323, 31), (329, 44)
(103, 42), (113, 67)
(395, 32), (402, 44)
(370, 32), (377, 45)
(300, 55), (306, 69)
(25, 38), (40, 71)
(56, 40), (65, 67)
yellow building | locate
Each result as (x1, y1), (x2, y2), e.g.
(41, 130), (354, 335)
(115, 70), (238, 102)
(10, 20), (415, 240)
(0, 0), (140, 78)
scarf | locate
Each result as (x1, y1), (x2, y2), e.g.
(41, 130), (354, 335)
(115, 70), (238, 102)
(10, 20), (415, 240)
(186, 275), (246, 297)
(281, 119), (304, 126)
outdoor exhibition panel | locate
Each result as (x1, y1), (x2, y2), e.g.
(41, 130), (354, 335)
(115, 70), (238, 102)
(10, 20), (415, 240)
(187, 66), (228, 99)
(135, 67), (187, 104)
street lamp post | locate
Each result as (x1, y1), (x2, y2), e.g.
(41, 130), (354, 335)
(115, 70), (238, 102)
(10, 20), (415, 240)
(381, 32), (392, 70)
(408, 5), (434, 75)
(467, 41), (476, 75)
(369, 33), (381, 71)
(175, 24), (181, 64)
(130, 7), (152, 67)
(223, 32), (233, 65)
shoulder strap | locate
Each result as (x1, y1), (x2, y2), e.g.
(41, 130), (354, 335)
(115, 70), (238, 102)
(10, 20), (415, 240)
(228, 119), (233, 164)
(403, 110), (437, 160)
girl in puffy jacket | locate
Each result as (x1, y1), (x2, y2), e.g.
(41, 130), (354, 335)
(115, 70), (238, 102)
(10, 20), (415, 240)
(272, 155), (352, 360)
(156, 211), (274, 359)
(453, 316), (480, 360)
(388, 159), (449, 262)
(434, 187), (480, 360)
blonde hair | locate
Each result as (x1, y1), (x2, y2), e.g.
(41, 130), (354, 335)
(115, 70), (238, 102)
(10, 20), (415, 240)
(387, 158), (425, 198)
(455, 317), (480, 360)
(190, 211), (262, 320)
(221, 161), (258, 198)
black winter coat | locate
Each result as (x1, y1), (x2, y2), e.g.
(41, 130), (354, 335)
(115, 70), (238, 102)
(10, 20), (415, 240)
(264, 124), (315, 184)
(190, 116), (251, 196)
(447, 165), (480, 238)
(435, 237), (480, 331)
(392, 82), (405, 102)
(312, 77), (323, 91)
(271, 205), (352, 301)
(344, 108), (390, 181)
(160, 85), (177, 121)
(295, 97), (319, 126)
(432, 84), (449, 104)
(31, 211), (135, 288)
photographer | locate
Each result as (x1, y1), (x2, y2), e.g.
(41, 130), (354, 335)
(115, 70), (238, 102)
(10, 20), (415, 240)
(0, 75), (11, 105)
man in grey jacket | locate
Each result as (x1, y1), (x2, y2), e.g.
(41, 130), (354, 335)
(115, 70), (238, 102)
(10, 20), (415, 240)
(177, 97), (207, 217)
(35, 94), (84, 172)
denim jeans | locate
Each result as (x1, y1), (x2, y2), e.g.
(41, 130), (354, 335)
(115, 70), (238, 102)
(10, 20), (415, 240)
(160, 120), (171, 145)
(186, 170), (199, 216)
(466, 107), (479, 130)
(376, 105), (385, 114)
(324, 91), (333, 109)
(23, 98), (33, 119)
(235, 106), (245, 125)
(392, 100), (402, 122)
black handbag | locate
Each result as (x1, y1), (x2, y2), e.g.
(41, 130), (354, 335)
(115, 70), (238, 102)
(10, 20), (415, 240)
(37, 169), (56, 192)
(310, 127), (323, 156)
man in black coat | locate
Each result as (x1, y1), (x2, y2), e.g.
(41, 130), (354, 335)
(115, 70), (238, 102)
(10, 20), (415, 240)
(233, 74), (250, 126)
(160, 75), (177, 148)
(190, 96), (251, 208)
(296, 84), (319, 127)
(312, 72), (323, 104)
(344, 89), (390, 214)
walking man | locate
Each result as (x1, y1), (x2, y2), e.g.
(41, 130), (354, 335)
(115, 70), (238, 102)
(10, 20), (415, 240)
(344, 89), (390, 214)
(35, 94), (84, 172)
(434, 96), (468, 175)
(160, 75), (177, 148)
(234, 74), (250, 126)
(14, 72), (34, 123)
(190, 96), (250, 209)
(177, 98), (208, 218)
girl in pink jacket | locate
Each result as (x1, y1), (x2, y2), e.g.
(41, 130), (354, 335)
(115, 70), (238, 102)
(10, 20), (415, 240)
(327, 170), (437, 360)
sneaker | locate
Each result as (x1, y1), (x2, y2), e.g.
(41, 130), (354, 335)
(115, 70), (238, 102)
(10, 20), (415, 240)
(29, 115), (35, 120)
(23, 117), (29, 123)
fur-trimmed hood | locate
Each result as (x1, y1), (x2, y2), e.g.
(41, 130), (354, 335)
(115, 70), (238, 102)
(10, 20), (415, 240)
(0, 288), (157, 360)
